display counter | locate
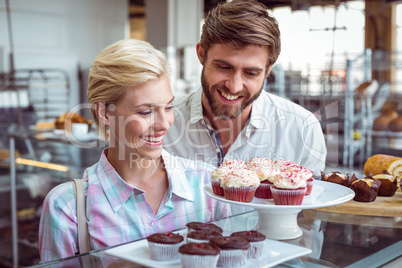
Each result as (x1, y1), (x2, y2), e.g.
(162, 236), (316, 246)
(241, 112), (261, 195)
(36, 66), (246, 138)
(28, 209), (402, 268)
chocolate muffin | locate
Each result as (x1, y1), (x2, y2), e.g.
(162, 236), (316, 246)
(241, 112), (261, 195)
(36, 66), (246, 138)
(179, 243), (221, 268)
(372, 172), (399, 197)
(350, 177), (382, 202)
(321, 171), (352, 187)
(187, 230), (223, 243)
(209, 236), (249, 267)
(146, 232), (184, 261)
(230, 230), (266, 258)
(186, 222), (223, 234)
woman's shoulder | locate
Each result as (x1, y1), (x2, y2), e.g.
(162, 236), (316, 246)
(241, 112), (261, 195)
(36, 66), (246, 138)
(43, 181), (76, 209)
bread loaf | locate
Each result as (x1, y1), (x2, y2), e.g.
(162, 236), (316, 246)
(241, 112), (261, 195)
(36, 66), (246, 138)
(363, 154), (402, 178)
(372, 110), (398, 131)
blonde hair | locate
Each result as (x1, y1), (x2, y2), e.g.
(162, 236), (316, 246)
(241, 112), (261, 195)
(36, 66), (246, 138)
(87, 39), (170, 139)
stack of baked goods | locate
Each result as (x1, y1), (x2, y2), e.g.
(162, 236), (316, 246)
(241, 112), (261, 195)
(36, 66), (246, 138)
(372, 101), (402, 132)
(54, 112), (92, 132)
(211, 157), (313, 205)
(322, 154), (401, 202)
(146, 221), (267, 267)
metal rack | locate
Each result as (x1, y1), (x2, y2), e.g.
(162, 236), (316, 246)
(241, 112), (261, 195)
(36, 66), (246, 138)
(266, 49), (400, 169)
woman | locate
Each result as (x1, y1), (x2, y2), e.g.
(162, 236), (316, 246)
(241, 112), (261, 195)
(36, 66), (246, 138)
(38, 39), (229, 262)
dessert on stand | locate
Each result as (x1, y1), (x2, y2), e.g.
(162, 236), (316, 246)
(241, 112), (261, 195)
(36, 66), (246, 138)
(204, 180), (354, 240)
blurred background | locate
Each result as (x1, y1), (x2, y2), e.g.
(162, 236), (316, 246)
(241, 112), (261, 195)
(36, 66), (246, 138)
(1, 0), (402, 266)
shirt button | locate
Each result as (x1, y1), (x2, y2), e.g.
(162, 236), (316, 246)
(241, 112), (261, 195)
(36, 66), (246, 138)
(215, 148), (220, 153)
(149, 221), (155, 226)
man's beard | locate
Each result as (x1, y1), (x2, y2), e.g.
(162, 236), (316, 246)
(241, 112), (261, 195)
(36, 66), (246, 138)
(201, 68), (263, 120)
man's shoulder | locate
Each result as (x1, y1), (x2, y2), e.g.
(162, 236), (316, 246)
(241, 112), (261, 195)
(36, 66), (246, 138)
(259, 92), (317, 121)
(173, 90), (199, 107)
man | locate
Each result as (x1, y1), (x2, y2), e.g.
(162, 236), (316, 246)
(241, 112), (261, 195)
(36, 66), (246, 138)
(164, 0), (326, 177)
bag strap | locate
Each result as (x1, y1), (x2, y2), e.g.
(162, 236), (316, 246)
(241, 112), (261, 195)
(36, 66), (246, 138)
(71, 179), (92, 254)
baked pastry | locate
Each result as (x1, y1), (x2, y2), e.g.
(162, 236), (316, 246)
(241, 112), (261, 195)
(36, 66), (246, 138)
(389, 115), (402, 132)
(371, 171), (398, 197)
(186, 222), (223, 234)
(187, 230), (223, 244)
(146, 232), (184, 261)
(178, 243), (221, 268)
(372, 110), (398, 131)
(230, 230), (266, 258)
(54, 112), (92, 132)
(363, 154), (402, 178)
(221, 169), (260, 202)
(321, 171), (351, 187)
(350, 177), (382, 202)
(209, 236), (249, 267)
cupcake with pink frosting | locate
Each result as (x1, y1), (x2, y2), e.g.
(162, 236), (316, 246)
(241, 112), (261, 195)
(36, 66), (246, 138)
(211, 159), (246, 196)
(246, 157), (280, 199)
(270, 160), (313, 205)
(211, 166), (230, 196)
(221, 169), (260, 202)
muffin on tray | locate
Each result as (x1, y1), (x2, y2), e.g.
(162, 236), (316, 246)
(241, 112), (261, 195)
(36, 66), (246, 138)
(146, 232), (184, 261)
(350, 177), (382, 202)
(209, 236), (250, 267)
(179, 242), (221, 268)
(187, 230), (223, 244)
(230, 230), (266, 258)
(186, 222), (223, 234)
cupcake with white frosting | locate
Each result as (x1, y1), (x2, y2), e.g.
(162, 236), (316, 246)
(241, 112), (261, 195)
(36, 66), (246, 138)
(221, 169), (260, 202)
(246, 157), (280, 199)
(271, 173), (307, 205)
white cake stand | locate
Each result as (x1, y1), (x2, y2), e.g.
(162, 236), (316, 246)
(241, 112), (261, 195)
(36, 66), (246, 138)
(204, 180), (354, 240)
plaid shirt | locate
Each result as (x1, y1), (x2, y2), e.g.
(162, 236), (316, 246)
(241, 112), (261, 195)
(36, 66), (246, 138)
(39, 149), (229, 262)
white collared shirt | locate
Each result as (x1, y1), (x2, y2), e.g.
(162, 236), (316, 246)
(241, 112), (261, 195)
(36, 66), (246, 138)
(164, 88), (327, 177)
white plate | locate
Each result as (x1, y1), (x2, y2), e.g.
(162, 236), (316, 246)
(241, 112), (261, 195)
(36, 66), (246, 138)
(104, 229), (312, 268)
(203, 180), (355, 210)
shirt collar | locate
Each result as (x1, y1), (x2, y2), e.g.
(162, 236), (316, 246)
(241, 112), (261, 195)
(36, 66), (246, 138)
(97, 149), (136, 214)
(162, 150), (194, 202)
(248, 91), (268, 129)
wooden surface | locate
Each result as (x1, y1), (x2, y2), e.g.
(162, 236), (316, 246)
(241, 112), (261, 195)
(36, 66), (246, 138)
(315, 189), (402, 217)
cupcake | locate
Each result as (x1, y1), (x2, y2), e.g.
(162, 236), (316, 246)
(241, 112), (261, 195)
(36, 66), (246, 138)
(186, 222), (223, 234)
(220, 159), (246, 169)
(305, 177), (314, 195)
(247, 158), (280, 199)
(221, 169), (260, 203)
(211, 165), (230, 196)
(230, 230), (266, 258)
(209, 236), (249, 267)
(146, 232), (184, 261)
(271, 172), (307, 205)
(187, 230), (223, 243)
(179, 243), (221, 268)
